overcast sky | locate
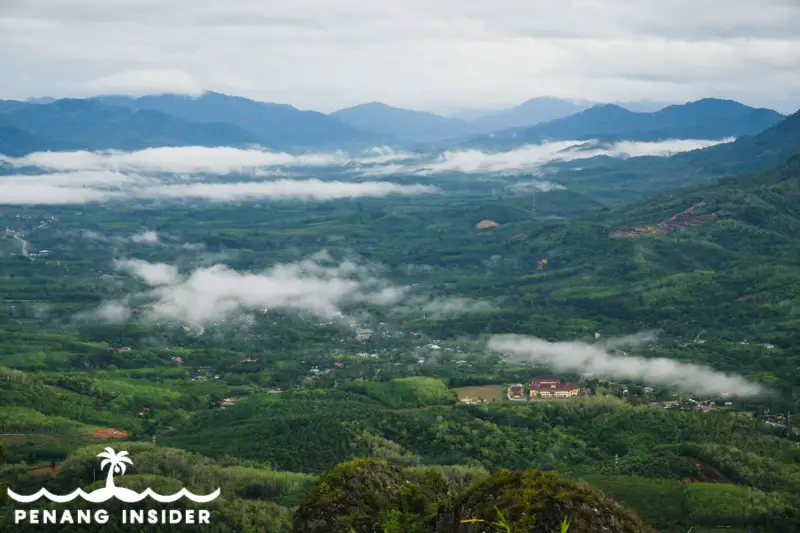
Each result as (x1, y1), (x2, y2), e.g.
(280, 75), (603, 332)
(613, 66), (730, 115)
(1, 0), (799, 114)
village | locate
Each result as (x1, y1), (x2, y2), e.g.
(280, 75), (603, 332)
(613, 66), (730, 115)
(453, 376), (748, 417)
(87, 294), (790, 431)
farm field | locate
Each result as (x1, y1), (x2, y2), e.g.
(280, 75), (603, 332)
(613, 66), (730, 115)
(454, 384), (506, 403)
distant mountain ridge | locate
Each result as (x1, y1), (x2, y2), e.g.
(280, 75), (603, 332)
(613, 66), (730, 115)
(458, 99), (785, 149)
(330, 97), (723, 143)
(331, 102), (470, 142)
(94, 92), (385, 150)
(0, 91), (788, 157)
(450, 98), (668, 125)
(0, 98), (262, 152)
(0, 125), (78, 158)
(332, 97), (595, 142)
(466, 96), (591, 132)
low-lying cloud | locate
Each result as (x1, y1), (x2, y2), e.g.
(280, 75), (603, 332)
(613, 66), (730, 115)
(134, 179), (437, 202)
(359, 138), (734, 176)
(0, 177), (438, 205)
(114, 259), (179, 285)
(488, 333), (765, 397)
(0, 140), (730, 184)
(105, 255), (389, 326)
(0, 146), (411, 175)
(94, 254), (492, 328)
(130, 231), (160, 245)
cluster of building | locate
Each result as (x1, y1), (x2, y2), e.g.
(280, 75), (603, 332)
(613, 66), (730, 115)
(508, 378), (585, 401)
(353, 328), (373, 340)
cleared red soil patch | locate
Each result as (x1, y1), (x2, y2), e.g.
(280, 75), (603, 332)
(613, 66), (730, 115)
(611, 201), (718, 238)
(30, 464), (63, 478)
(91, 428), (129, 439)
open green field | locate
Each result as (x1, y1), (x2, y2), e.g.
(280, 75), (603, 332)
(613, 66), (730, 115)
(454, 384), (506, 402)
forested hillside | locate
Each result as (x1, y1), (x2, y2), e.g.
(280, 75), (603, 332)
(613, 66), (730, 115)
(547, 109), (800, 200)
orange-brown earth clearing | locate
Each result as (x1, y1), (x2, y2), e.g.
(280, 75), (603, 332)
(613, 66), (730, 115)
(611, 201), (718, 238)
(91, 428), (129, 439)
(30, 464), (63, 477)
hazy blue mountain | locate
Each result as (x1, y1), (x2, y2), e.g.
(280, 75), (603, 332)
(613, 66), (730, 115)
(94, 92), (387, 150)
(0, 100), (31, 114)
(614, 100), (670, 113)
(452, 99), (669, 123)
(0, 98), (262, 152)
(0, 125), (79, 157)
(458, 98), (785, 149)
(467, 97), (590, 131)
(331, 102), (472, 142)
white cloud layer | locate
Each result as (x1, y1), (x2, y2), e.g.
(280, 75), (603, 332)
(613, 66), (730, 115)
(0, 174), (438, 205)
(134, 180), (437, 202)
(0, 140), (730, 205)
(0, 140), (730, 184)
(417, 138), (734, 175)
(130, 231), (160, 244)
(357, 138), (734, 176)
(114, 259), (179, 285)
(1, 1), (798, 112)
(98, 255), (491, 327)
(0, 146), (420, 176)
(488, 333), (766, 397)
(1, 147), (349, 174)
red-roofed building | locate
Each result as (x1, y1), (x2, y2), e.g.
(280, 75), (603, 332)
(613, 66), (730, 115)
(529, 378), (560, 389)
(530, 379), (581, 399)
(507, 383), (525, 400)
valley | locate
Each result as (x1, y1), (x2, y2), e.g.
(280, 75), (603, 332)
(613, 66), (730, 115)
(1, 91), (800, 533)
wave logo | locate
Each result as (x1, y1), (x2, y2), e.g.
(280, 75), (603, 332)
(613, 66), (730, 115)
(7, 447), (221, 503)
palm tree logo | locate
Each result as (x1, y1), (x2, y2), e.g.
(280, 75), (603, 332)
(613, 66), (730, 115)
(7, 446), (221, 503)
(97, 447), (133, 490)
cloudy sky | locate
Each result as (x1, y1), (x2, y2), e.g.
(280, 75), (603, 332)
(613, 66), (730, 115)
(1, 0), (799, 113)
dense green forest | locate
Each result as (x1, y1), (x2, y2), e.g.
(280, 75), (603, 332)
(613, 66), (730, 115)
(2, 138), (800, 531)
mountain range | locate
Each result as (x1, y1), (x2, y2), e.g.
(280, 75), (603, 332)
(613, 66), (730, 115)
(456, 99), (785, 149)
(331, 102), (469, 143)
(0, 98), (261, 154)
(93, 92), (384, 150)
(0, 92), (792, 158)
(331, 97), (674, 142)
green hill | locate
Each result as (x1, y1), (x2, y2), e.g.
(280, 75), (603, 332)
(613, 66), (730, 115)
(550, 109), (800, 201)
